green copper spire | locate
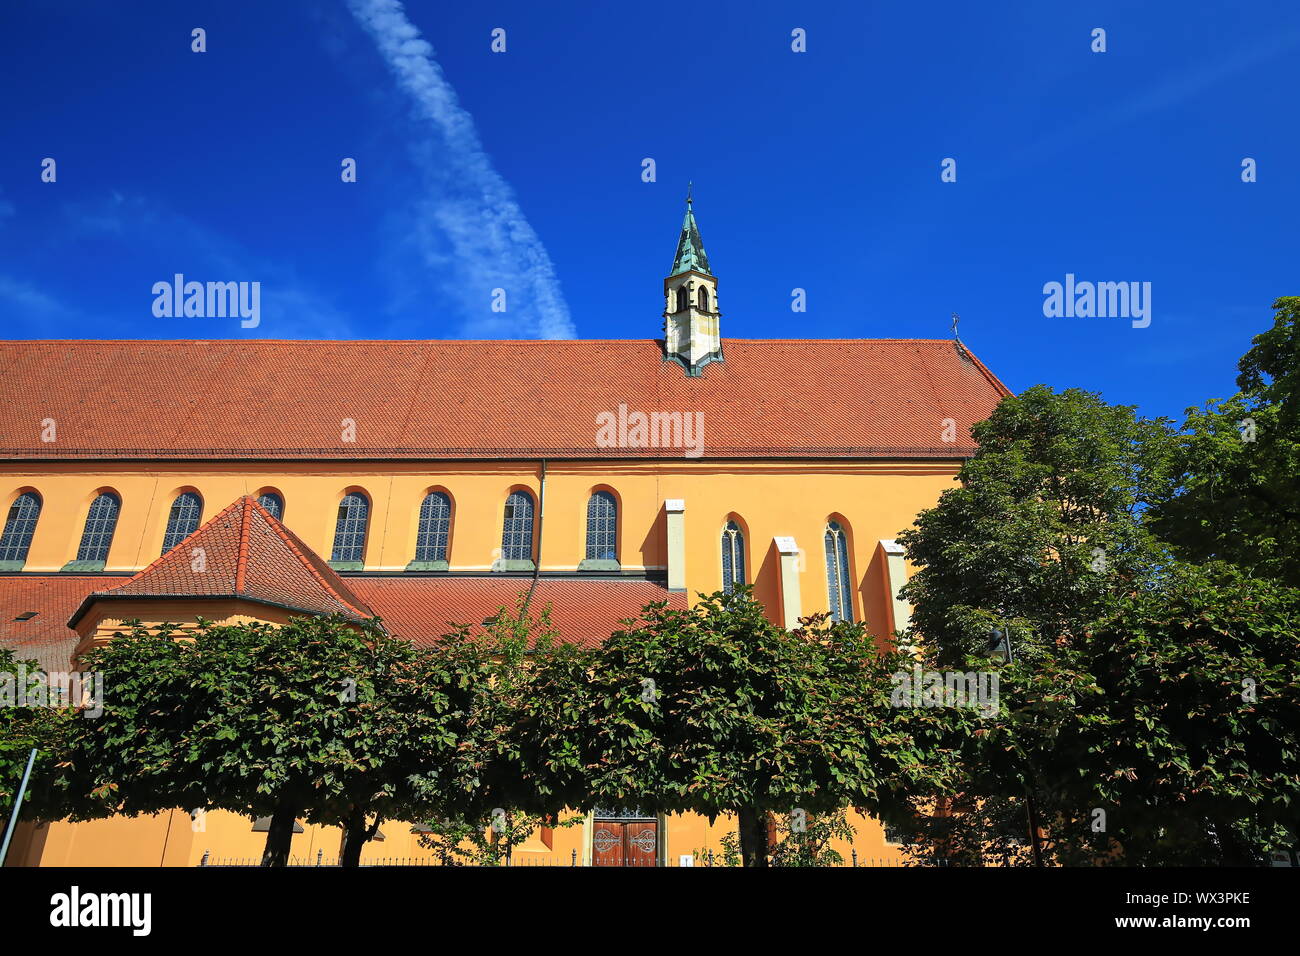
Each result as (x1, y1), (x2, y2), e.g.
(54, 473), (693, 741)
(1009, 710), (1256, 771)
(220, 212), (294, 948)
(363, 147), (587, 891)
(670, 183), (712, 277)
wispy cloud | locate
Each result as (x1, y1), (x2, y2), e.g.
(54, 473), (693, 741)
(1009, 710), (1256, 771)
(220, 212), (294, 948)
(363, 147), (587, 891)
(0, 275), (77, 321)
(347, 0), (575, 339)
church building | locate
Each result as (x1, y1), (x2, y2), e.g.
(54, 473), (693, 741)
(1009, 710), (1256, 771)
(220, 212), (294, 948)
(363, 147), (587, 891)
(0, 197), (1010, 866)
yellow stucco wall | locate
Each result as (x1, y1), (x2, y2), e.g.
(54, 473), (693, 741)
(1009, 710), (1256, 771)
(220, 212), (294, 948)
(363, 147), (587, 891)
(11, 808), (904, 867)
(1, 457), (954, 866)
(72, 598), (304, 657)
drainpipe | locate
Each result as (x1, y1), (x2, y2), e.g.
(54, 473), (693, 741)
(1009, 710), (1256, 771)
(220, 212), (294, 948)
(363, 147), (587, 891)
(522, 460), (547, 613)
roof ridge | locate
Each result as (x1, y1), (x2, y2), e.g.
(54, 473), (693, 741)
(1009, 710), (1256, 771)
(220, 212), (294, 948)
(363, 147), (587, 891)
(0, 337), (986, 346)
(234, 495), (252, 592)
(959, 342), (1015, 398)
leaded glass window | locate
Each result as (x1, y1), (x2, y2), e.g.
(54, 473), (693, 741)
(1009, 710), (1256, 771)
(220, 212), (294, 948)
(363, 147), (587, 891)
(585, 491), (617, 562)
(501, 491), (534, 562)
(161, 492), (203, 554)
(721, 520), (745, 594)
(0, 493), (41, 564)
(415, 491), (452, 562)
(331, 493), (370, 563)
(76, 492), (121, 563)
(825, 520), (853, 622)
(257, 492), (283, 520)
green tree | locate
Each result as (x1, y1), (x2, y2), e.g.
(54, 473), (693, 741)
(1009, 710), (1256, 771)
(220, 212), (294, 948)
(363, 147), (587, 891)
(0, 649), (71, 833)
(53, 616), (496, 866)
(768, 807), (857, 867)
(415, 809), (582, 866)
(897, 384), (1174, 665)
(892, 564), (1300, 867)
(1149, 297), (1300, 585)
(506, 591), (971, 867)
(895, 378), (1300, 864)
(409, 596), (579, 866)
(1055, 564), (1300, 864)
(895, 364), (1300, 865)
(706, 808), (858, 867)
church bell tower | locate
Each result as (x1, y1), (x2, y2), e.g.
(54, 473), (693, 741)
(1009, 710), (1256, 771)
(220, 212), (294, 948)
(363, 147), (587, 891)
(663, 185), (722, 375)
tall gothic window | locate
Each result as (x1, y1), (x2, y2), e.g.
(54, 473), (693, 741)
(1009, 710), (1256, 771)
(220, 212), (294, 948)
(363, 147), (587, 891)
(676, 286), (689, 312)
(585, 491), (617, 563)
(0, 492), (41, 565)
(698, 286), (709, 311)
(161, 492), (203, 554)
(721, 520), (746, 594)
(501, 490), (535, 562)
(415, 491), (452, 562)
(76, 492), (121, 564)
(824, 520), (853, 622)
(257, 492), (283, 520)
(331, 492), (370, 564)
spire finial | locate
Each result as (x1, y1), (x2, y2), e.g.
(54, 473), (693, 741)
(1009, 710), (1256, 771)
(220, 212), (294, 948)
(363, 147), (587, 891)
(670, 185), (711, 277)
(951, 311), (971, 359)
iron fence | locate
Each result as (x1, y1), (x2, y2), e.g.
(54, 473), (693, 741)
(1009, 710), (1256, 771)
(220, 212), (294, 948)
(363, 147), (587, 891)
(198, 847), (930, 867)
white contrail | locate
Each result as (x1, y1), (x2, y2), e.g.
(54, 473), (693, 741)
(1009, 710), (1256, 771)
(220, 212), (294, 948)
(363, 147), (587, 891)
(348, 0), (575, 339)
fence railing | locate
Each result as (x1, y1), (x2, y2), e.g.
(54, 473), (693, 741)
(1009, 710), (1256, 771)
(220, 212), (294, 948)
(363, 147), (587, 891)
(198, 847), (930, 867)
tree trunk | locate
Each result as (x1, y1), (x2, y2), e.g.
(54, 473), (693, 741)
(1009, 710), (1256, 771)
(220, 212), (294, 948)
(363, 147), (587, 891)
(737, 808), (769, 868)
(341, 805), (380, 868)
(1025, 792), (1045, 867)
(260, 801), (299, 867)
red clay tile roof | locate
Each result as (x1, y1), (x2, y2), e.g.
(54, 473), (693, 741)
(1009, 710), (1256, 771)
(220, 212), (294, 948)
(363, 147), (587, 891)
(69, 496), (373, 625)
(0, 576), (130, 672)
(0, 573), (683, 669)
(349, 576), (687, 649)
(0, 339), (1010, 460)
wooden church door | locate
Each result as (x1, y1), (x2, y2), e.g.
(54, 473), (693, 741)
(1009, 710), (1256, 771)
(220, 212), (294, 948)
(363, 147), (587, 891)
(592, 809), (659, 866)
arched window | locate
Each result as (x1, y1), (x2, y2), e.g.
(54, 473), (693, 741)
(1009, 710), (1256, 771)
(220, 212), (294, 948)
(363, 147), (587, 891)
(721, 520), (746, 594)
(0, 492), (41, 566)
(584, 491), (618, 564)
(824, 521), (853, 622)
(415, 491), (452, 562)
(161, 492), (203, 554)
(676, 286), (689, 312)
(501, 490), (535, 563)
(76, 492), (121, 564)
(331, 493), (370, 565)
(257, 492), (283, 520)
(698, 286), (709, 311)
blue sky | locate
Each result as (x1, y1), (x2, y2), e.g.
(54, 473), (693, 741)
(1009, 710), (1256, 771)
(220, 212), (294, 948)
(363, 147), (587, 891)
(1, 0), (1297, 424)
